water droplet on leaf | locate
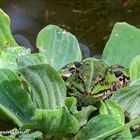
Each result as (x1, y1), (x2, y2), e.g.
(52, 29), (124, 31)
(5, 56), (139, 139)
(62, 30), (66, 34)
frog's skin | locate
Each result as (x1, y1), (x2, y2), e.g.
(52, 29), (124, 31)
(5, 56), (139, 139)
(59, 60), (130, 106)
(59, 62), (82, 81)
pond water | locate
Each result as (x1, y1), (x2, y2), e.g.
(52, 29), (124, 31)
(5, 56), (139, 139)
(1, 0), (140, 57)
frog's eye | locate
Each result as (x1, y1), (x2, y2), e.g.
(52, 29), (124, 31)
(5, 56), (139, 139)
(61, 70), (72, 81)
(60, 62), (81, 81)
(62, 65), (71, 71)
(62, 65), (75, 73)
(114, 71), (124, 77)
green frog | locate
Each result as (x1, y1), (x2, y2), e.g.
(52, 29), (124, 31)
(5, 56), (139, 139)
(59, 59), (130, 106)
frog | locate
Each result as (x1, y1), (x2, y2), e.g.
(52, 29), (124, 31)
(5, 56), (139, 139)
(59, 59), (130, 106)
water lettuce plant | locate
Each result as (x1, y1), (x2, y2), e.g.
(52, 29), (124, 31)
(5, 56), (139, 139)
(0, 9), (140, 140)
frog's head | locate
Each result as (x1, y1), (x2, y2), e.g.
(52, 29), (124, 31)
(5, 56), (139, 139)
(78, 60), (109, 93)
(59, 60), (109, 105)
(59, 60), (130, 107)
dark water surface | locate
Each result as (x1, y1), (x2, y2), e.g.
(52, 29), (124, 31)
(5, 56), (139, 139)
(1, 0), (140, 56)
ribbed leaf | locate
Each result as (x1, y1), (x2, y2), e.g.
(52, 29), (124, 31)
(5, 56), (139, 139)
(122, 126), (132, 140)
(102, 22), (140, 67)
(133, 131), (140, 140)
(33, 107), (80, 136)
(64, 97), (96, 127)
(130, 79), (140, 86)
(100, 100), (125, 125)
(129, 55), (140, 81)
(110, 84), (140, 120)
(17, 53), (47, 69)
(64, 97), (77, 113)
(75, 114), (121, 140)
(0, 69), (34, 126)
(0, 9), (17, 48)
(106, 127), (132, 140)
(36, 25), (82, 70)
(133, 136), (140, 140)
(74, 106), (96, 127)
(0, 46), (30, 71)
(19, 64), (66, 110)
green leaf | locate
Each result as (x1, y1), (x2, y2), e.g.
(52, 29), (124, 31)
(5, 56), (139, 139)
(19, 131), (43, 140)
(17, 53), (47, 69)
(132, 131), (140, 140)
(129, 79), (140, 86)
(0, 69), (34, 127)
(74, 106), (96, 127)
(105, 127), (132, 140)
(0, 108), (11, 121)
(110, 84), (140, 120)
(83, 57), (99, 62)
(19, 64), (66, 110)
(0, 135), (7, 140)
(36, 25), (82, 70)
(86, 117), (140, 140)
(75, 114), (121, 140)
(33, 107), (80, 136)
(104, 133), (122, 140)
(122, 126), (132, 140)
(0, 46), (30, 71)
(99, 100), (125, 125)
(129, 55), (140, 81)
(65, 97), (96, 127)
(64, 97), (77, 113)
(134, 136), (140, 140)
(102, 22), (140, 67)
(0, 9), (17, 48)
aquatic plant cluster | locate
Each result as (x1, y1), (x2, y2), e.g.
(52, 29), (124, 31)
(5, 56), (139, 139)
(0, 9), (140, 139)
